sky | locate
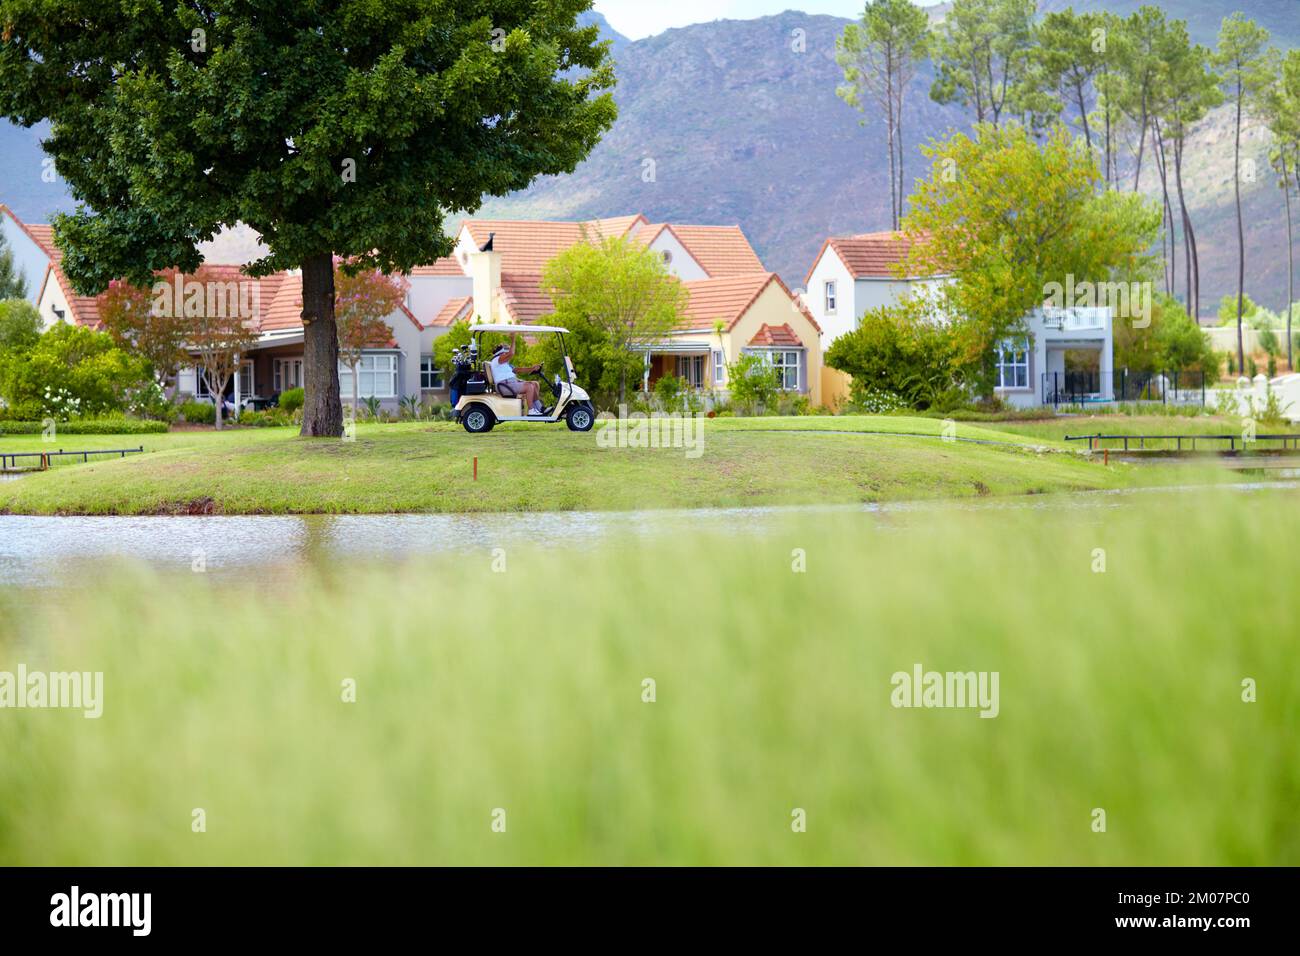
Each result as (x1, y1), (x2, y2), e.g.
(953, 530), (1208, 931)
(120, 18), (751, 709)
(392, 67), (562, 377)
(593, 1), (941, 40)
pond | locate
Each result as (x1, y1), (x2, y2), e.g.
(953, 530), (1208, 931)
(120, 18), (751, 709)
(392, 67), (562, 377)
(3, 479), (1298, 589)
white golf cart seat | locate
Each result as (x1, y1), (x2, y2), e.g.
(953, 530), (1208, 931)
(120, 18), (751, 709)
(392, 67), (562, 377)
(481, 356), (524, 414)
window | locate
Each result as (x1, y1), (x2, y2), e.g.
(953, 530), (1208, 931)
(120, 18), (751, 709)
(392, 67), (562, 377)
(769, 350), (800, 390)
(238, 361), (255, 401)
(824, 280), (837, 314)
(274, 358), (303, 393)
(662, 249), (673, 265)
(676, 355), (705, 388)
(713, 349), (726, 385)
(339, 353), (398, 398)
(995, 340), (1030, 389)
(420, 355), (444, 390)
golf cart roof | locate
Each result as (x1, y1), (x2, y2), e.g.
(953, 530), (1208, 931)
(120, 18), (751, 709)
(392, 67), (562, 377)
(470, 323), (570, 335)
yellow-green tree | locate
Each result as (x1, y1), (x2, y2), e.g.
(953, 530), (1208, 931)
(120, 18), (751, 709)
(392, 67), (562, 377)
(541, 235), (687, 404)
(903, 123), (1160, 395)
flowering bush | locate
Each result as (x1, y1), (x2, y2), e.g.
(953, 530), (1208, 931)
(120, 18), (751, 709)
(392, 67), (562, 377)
(0, 323), (150, 419)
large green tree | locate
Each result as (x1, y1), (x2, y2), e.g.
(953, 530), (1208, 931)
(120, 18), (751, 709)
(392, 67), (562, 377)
(1213, 13), (1272, 375)
(903, 123), (1160, 394)
(836, 0), (930, 230)
(1031, 8), (1110, 158)
(0, 1), (616, 436)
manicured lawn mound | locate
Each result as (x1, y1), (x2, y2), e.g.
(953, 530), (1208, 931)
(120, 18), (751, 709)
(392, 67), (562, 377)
(0, 420), (1136, 515)
(710, 414), (1072, 449)
(0, 495), (1292, 864)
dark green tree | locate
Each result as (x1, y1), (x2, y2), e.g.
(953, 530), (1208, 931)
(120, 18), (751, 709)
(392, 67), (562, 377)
(0, 1), (616, 436)
(929, 0), (1037, 129)
(0, 227), (28, 300)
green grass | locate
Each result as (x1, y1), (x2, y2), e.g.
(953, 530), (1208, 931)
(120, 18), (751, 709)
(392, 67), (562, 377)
(1, 493), (1295, 865)
(994, 413), (1300, 448)
(0, 416), (1211, 515)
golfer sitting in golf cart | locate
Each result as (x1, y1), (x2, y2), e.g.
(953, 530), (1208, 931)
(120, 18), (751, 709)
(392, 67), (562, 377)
(489, 334), (545, 416)
(454, 322), (595, 433)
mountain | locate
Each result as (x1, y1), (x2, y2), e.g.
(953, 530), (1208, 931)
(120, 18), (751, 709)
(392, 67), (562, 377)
(1038, 1), (1300, 48)
(2, 3), (1296, 317)
(478, 6), (1297, 315)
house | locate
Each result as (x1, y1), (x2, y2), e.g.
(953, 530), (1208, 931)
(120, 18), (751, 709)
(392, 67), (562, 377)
(2, 204), (825, 409)
(803, 230), (1114, 408)
(2, 206), (451, 412)
(420, 215), (824, 406)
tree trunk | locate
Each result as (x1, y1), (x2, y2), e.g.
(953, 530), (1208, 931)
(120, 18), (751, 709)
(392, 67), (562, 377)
(300, 252), (343, 437)
(1173, 135), (1200, 322)
(212, 372), (229, 431)
(1233, 83), (1246, 375)
(886, 62), (898, 231)
(1153, 121), (1175, 299)
(351, 358), (360, 419)
(1132, 100), (1147, 193)
(1283, 149), (1295, 370)
(1075, 81), (1093, 154)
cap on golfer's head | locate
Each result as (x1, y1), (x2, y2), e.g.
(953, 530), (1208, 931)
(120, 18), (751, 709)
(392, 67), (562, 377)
(493, 344), (509, 357)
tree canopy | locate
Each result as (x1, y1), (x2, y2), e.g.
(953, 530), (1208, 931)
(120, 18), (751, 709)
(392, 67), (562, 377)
(0, 1), (616, 435)
(903, 123), (1161, 392)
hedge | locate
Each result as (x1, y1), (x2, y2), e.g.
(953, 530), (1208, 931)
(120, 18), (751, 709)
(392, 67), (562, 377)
(0, 417), (169, 436)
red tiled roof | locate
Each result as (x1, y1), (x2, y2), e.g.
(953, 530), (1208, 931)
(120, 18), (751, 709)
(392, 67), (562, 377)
(806, 231), (936, 284)
(747, 323), (802, 347)
(500, 275), (559, 324)
(679, 273), (777, 332)
(410, 256), (465, 277)
(666, 224), (765, 277)
(429, 295), (472, 328)
(588, 214), (648, 238)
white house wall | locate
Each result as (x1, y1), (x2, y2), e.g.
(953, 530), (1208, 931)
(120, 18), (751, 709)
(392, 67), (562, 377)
(35, 269), (72, 331)
(803, 249), (856, 348)
(0, 214), (52, 308)
(646, 231), (708, 281)
(407, 274), (472, 327)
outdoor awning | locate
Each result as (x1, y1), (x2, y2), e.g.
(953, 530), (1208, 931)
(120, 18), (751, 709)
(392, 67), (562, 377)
(632, 342), (713, 354)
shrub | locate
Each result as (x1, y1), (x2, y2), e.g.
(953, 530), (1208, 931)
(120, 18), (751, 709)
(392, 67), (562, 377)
(278, 387), (305, 414)
(238, 408), (295, 427)
(128, 381), (179, 422)
(0, 298), (41, 351)
(725, 353), (781, 414)
(826, 299), (960, 411)
(0, 416), (168, 435)
(0, 322), (151, 419)
(847, 386), (908, 414)
(180, 400), (216, 425)
(652, 374), (686, 412)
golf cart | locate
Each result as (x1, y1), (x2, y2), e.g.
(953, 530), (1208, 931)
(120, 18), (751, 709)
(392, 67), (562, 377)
(451, 323), (596, 434)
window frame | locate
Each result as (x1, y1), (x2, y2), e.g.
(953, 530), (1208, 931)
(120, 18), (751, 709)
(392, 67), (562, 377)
(994, 340), (1031, 390)
(420, 355), (444, 390)
(824, 280), (837, 315)
(339, 352), (399, 399)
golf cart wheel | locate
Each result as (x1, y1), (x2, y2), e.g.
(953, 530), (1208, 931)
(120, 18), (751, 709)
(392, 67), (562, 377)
(566, 403), (594, 432)
(462, 404), (495, 434)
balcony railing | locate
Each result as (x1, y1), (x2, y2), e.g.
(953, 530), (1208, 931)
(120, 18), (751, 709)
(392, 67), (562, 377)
(1033, 307), (1109, 332)
(1042, 370), (1207, 406)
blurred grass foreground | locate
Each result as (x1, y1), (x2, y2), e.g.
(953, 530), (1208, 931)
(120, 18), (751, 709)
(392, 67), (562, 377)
(1, 492), (1296, 865)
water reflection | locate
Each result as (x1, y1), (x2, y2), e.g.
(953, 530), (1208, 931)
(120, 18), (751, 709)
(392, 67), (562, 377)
(2, 482), (1298, 588)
